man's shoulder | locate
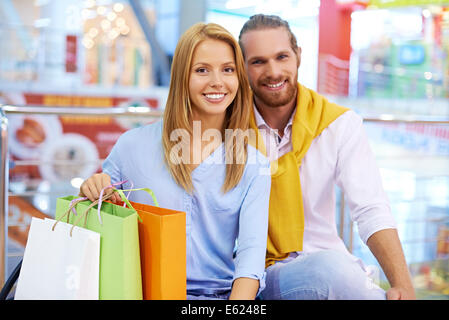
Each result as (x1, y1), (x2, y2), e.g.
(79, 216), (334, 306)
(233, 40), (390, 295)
(333, 108), (362, 125)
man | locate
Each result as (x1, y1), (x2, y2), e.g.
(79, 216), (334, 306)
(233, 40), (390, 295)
(238, 14), (415, 300)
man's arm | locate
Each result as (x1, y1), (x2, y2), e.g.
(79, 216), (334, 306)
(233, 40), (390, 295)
(333, 113), (414, 299)
(366, 228), (416, 300)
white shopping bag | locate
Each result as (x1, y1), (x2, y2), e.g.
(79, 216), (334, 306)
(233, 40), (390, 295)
(15, 217), (100, 300)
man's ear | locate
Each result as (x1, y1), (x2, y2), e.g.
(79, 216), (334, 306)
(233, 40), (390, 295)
(296, 46), (302, 67)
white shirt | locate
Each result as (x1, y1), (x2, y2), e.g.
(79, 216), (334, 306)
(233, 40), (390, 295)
(254, 105), (397, 263)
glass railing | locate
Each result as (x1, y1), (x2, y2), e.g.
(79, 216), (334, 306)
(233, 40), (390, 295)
(335, 113), (449, 300)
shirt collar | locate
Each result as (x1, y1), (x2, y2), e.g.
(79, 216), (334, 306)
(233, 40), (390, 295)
(253, 103), (295, 134)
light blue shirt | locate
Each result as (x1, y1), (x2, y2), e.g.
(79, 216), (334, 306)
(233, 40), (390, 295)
(102, 120), (271, 296)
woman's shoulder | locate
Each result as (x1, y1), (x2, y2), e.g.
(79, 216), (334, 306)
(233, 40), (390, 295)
(244, 144), (270, 177)
(247, 144), (269, 164)
(118, 119), (163, 144)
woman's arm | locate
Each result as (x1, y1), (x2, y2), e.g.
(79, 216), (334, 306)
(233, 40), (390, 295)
(232, 151), (271, 300)
(229, 277), (259, 300)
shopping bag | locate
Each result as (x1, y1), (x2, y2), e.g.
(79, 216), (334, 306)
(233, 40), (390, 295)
(55, 194), (143, 300)
(114, 188), (186, 300)
(15, 209), (101, 300)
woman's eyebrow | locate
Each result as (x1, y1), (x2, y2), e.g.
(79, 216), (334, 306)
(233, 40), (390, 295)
(192, 61), (235, 67)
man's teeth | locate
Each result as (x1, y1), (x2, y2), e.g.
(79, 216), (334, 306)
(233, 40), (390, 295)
(266, 81), (284, 88)
(205, 94), (225, 99)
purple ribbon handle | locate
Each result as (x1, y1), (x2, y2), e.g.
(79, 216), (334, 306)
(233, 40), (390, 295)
(97, 180), (129, 225)
(124, 180), (134, 204)
(70, 197), (88, 216)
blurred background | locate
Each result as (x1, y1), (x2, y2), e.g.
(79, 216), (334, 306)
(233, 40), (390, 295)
(1, 0), (449, 299)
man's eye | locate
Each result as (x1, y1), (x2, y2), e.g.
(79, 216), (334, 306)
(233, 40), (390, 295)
(278, 54), (289, 60)
(251, 60), (263, 65)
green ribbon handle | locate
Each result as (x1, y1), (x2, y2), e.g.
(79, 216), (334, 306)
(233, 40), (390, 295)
(113, 187), (159, 222)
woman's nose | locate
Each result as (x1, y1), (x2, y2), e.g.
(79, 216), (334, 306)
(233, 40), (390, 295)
(209, 71), (224, 88)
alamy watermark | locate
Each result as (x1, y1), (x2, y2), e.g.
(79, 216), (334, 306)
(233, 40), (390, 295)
(66, 265), (80, 291)
(365, 264), (382, 291)
(169, 121), (278, 175)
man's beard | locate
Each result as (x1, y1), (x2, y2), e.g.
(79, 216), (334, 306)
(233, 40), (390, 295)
(252, 77), (297, 108)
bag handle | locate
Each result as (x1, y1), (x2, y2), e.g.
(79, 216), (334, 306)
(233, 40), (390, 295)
(51, 197), (89, 232)
(93, 180), (131, 224)
(67, 180), (131, 219)
(111, 187), (159, 220)
(69, 192), (116, 237)
(67, 184), (159, 235)
(115, 187), (159, 207)
(107, 187), (159, 222)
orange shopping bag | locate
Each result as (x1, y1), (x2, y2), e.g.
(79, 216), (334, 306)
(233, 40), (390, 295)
(115, 188), (186, 300)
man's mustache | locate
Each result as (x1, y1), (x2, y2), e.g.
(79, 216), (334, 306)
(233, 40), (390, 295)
(258, 78), (287, 86)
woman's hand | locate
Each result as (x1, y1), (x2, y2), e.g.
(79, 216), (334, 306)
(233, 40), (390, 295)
(79, 173), (121, 203)
(229, 278), (259, 300)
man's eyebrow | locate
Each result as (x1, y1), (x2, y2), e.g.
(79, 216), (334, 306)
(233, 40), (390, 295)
(247, 51), (291, 62)
(247, 56), (265, 62)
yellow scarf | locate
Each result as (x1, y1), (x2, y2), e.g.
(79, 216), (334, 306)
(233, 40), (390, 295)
(249, 83), (349, 268)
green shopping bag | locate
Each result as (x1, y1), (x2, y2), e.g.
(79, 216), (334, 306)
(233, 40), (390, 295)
(55, 195), (143, 300)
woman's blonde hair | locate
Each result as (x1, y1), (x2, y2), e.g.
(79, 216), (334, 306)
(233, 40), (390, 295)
(162, 22), (252, 193)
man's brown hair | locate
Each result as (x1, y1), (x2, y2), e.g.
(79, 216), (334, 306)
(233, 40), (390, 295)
(238, 14), (299, 58)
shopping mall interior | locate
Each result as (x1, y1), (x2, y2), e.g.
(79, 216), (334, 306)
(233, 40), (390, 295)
(0, 0), (449, 300)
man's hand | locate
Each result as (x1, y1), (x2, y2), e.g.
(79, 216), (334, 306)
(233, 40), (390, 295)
(386, 286), (416, 300)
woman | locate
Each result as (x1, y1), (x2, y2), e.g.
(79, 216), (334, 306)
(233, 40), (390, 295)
(79, 23), (270, 299)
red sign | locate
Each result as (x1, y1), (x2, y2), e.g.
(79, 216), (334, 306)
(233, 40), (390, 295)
(65, 35), (78, 73)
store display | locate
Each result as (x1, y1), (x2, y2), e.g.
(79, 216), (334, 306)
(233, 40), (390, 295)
(38, 133), (99, 182)
(8, 196), (51, 248)
(8, 114), (63, 160)
(410, 260), (449, 298)
(352, 6), (449, 99)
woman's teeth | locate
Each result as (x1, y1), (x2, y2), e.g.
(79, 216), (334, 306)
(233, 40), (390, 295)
(205, 94), (225, 99)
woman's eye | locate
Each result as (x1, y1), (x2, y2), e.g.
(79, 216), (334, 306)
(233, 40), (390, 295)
(195, 68), (208, 73)
(224, 67), (235, 73)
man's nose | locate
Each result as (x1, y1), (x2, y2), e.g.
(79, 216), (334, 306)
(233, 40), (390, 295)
(265, 60), (282, 79)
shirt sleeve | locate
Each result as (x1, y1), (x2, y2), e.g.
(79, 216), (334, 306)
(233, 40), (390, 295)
(102, 135), (124, 185)
(233, 152), (271, 294)
(335, 111), (397, 244)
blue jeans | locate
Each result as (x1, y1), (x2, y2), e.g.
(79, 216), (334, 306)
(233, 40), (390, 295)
(187, 292), (230, 300)
(258, 250), (386, 300)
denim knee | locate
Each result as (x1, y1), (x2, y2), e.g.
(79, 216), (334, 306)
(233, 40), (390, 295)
(302, 250), (385, 299)
(278, 250), (385, 300)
